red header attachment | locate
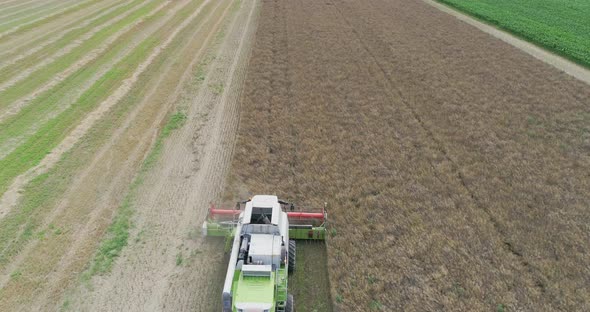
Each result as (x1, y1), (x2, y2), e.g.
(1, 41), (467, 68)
(286, 211), (325, 221)
(207, 204), (241, 222)
(207, 203), (327, 226)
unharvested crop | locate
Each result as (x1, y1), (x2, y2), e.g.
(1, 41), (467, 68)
(226, 0), (590, 310)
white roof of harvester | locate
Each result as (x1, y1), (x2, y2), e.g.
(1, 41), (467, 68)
(243, 195), (282, 225)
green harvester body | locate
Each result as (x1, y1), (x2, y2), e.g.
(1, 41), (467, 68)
(202, 195), (327, 312)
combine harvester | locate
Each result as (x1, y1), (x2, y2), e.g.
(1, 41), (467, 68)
(202, 195), (327, 312)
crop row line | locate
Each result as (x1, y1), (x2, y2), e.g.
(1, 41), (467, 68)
(0, 0), (73, 26)
(0, 0), (149, 91)
(0, 0), (98, 40)
(0, 1), (168, 162)
(0, 0), (64, 22)
(0, 0), (38, 12)
(0, 0), (177, 191)
(0, 0), (133, 68)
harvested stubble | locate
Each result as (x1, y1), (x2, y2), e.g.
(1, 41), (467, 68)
(225, 0), (590, 310)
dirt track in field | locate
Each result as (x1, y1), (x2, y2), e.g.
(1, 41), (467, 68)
(226, 0), (590, 310)
(0, 0), (63, 22)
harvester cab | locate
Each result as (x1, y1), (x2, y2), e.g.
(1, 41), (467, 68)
(202, 195), (327, 312)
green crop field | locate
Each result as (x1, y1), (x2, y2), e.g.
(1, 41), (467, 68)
(437, 0), (590, 67)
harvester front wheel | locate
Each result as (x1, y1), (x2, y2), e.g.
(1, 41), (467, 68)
(286, 294), (294, 312)
(288, 240), (296, 274)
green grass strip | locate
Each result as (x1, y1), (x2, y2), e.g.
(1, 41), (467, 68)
(0, 0), (99, 35)
(0, 0), (209, 267)
(83, 112), (187, 278)
(0, 1), (67, 29)
(0, 0), (164, 148)
(0, 1), (121, 59)
(0, 0), (145, 86)
(0, 1), (59, 25)
(0, 0), (161, 107)
(437, 0), (590, 68)
(0, 0), (197, 196)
